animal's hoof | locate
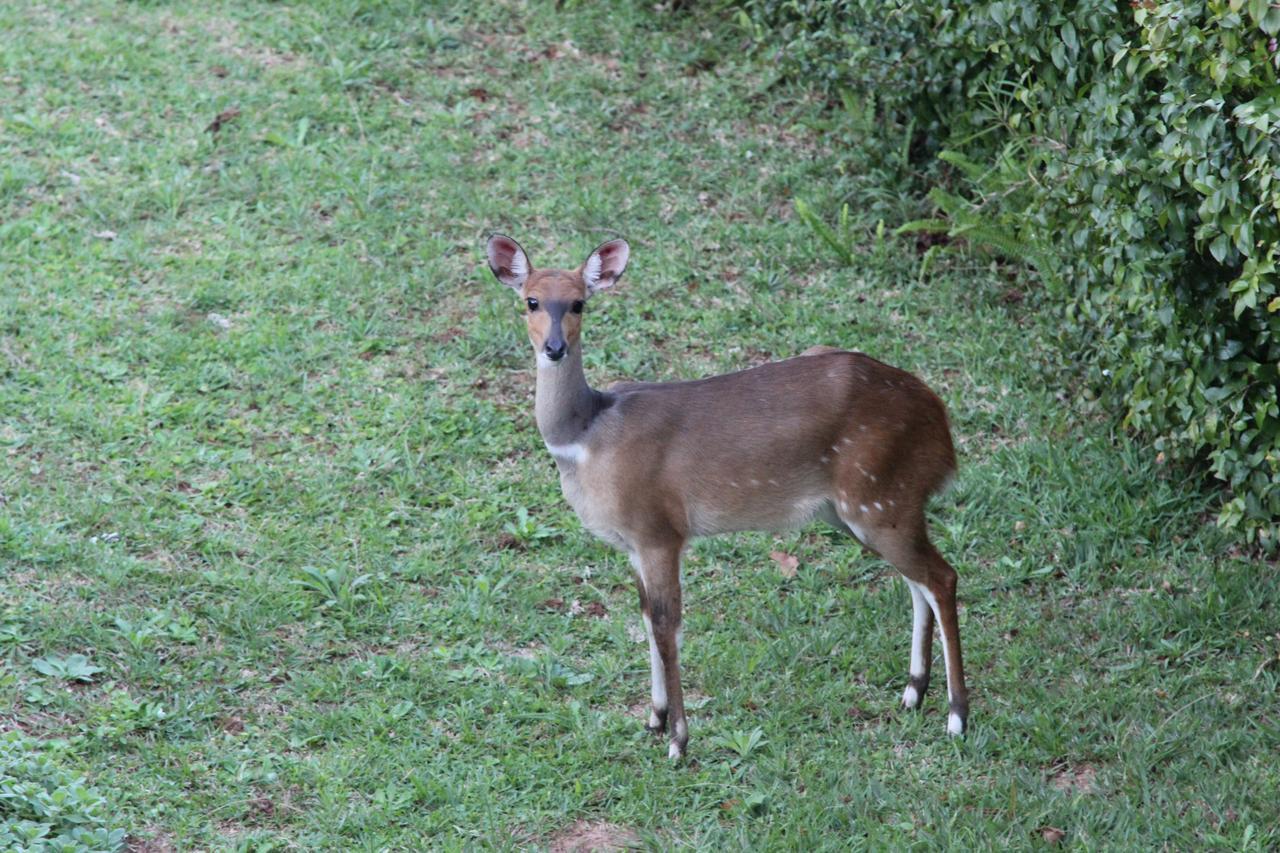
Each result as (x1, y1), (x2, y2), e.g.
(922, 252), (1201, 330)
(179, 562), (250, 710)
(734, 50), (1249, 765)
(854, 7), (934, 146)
(646, 707), (668, 734)
(902, 675), (928, 710)
(667, 740), (685, 760)
(947, 711), (966, 737)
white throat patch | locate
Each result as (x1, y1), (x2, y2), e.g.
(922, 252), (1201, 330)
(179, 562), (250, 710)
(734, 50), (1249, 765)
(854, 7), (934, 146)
(545, 442), (589, 465)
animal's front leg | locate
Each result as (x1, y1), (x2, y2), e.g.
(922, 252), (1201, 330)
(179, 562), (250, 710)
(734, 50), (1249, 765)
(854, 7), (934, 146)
(632, 544), (687, 759)
(632, 569), (667, 734)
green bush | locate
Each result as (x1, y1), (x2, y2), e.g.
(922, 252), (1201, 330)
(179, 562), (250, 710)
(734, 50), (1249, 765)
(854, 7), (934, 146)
(0, 732), (124, 853)
(741, 0), (1280, 547)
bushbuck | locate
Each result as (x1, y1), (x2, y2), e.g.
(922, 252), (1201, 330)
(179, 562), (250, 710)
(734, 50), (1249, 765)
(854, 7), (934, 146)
(486, 234), (968, 759)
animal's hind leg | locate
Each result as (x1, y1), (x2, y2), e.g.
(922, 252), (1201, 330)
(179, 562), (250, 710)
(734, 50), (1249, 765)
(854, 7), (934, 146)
(878, 533), (967, 735)
(825, 502), (934, 712)
(901, 580), (935, 710)
(839, 504), (968, 736)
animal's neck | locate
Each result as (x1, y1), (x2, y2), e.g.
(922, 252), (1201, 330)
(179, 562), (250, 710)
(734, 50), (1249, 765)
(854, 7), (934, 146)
(535, 347), (598, 446)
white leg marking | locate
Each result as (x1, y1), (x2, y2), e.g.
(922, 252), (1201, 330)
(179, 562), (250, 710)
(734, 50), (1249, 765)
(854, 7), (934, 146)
(902, 580), (931, 709)
(629, 553), (646, 592)
(669, 718), (688, 759)
(918, 586), (957, 710)
(948, 712), (964, 736)
(643, 613), (666, 716)
(906, 580), (930, 680)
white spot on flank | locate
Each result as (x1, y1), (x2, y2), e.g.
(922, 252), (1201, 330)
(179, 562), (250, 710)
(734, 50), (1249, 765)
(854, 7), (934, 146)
(729, 481), (738, 488)
(874, 501), (883, 511)
(859, 504), (869, 514)
(750, 479), (760, 486)
(902, 684), (920, 709)
(859, 425), (867, 432)
(768, 479), (779, 486)
(842, 437), (852, 445)
(545, 442), (589, 464)
(831, 445), (841, 454)
(889, 500), (896, 507)
(948, 712), (964, 736)
(840, 500), (849, 512)
(820, 455), (829, 464)
(869, 474), (878, 482)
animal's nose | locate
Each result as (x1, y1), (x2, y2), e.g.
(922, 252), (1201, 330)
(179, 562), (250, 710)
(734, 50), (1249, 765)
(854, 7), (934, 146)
(544, 341), (567, 361)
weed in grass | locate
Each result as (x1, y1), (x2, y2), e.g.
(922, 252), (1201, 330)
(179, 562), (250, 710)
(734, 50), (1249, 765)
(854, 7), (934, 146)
(30, 654), (103, 684)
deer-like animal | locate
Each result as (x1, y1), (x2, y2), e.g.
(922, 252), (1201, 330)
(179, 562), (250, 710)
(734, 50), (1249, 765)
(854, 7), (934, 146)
(486, 234), (968, 759)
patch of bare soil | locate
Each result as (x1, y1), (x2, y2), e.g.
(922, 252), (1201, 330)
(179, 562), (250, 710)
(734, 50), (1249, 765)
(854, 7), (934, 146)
(126, 829), (177, 852)
(547, 820), (639, 852)
(1049, 763), (1098, 795)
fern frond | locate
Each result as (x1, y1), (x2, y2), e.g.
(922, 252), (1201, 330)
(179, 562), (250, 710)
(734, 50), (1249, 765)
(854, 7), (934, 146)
(926, 187), (971, 218)
(794, 198), (854, 264)
(937, 149), (989, 182)
(894, 218), (952, 236)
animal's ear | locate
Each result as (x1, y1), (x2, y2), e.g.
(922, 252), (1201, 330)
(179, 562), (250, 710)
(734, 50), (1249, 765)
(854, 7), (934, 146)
(486, 234), (531, 290)
(581, 238), (630, 295)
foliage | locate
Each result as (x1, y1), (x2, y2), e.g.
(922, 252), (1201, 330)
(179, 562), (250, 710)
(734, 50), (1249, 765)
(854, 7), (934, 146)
(742, 0), (1280, 547)
(0, 732), (124, 853)
(30, 655), (102, 684)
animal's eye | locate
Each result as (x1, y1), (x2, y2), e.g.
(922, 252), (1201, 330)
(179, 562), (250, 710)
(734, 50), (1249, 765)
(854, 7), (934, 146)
(526, 298), (539, 312)
(571, 300), (584, 314)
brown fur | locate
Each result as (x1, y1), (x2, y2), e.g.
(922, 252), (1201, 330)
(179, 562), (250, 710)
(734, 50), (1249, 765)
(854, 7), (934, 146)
(486, 234), (970, 758)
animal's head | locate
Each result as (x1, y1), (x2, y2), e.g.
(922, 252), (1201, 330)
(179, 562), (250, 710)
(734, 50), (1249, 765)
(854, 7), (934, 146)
(486, 234), (629, 366)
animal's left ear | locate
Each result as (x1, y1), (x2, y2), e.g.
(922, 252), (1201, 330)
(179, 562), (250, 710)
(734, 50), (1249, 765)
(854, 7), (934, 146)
(581, 239), (630, 296)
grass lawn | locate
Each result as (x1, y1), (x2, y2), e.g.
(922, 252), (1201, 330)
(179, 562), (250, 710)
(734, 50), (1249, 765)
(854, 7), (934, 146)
(2, 0), (1278, 848)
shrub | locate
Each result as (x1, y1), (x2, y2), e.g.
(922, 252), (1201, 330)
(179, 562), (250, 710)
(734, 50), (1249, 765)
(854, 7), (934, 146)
(740, 0), (1280, 548)
(0, 732), (125, 853)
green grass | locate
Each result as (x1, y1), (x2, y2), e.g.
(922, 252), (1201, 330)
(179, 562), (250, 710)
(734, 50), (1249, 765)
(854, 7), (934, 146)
(1, 1), (1278, 849)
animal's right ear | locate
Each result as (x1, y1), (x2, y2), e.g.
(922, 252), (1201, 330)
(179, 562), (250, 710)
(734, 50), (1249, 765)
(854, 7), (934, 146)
(486, 234), (531, 291)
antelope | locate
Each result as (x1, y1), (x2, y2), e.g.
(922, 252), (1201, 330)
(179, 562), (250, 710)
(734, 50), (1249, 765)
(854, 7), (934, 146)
(485, 234), (969, 759)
